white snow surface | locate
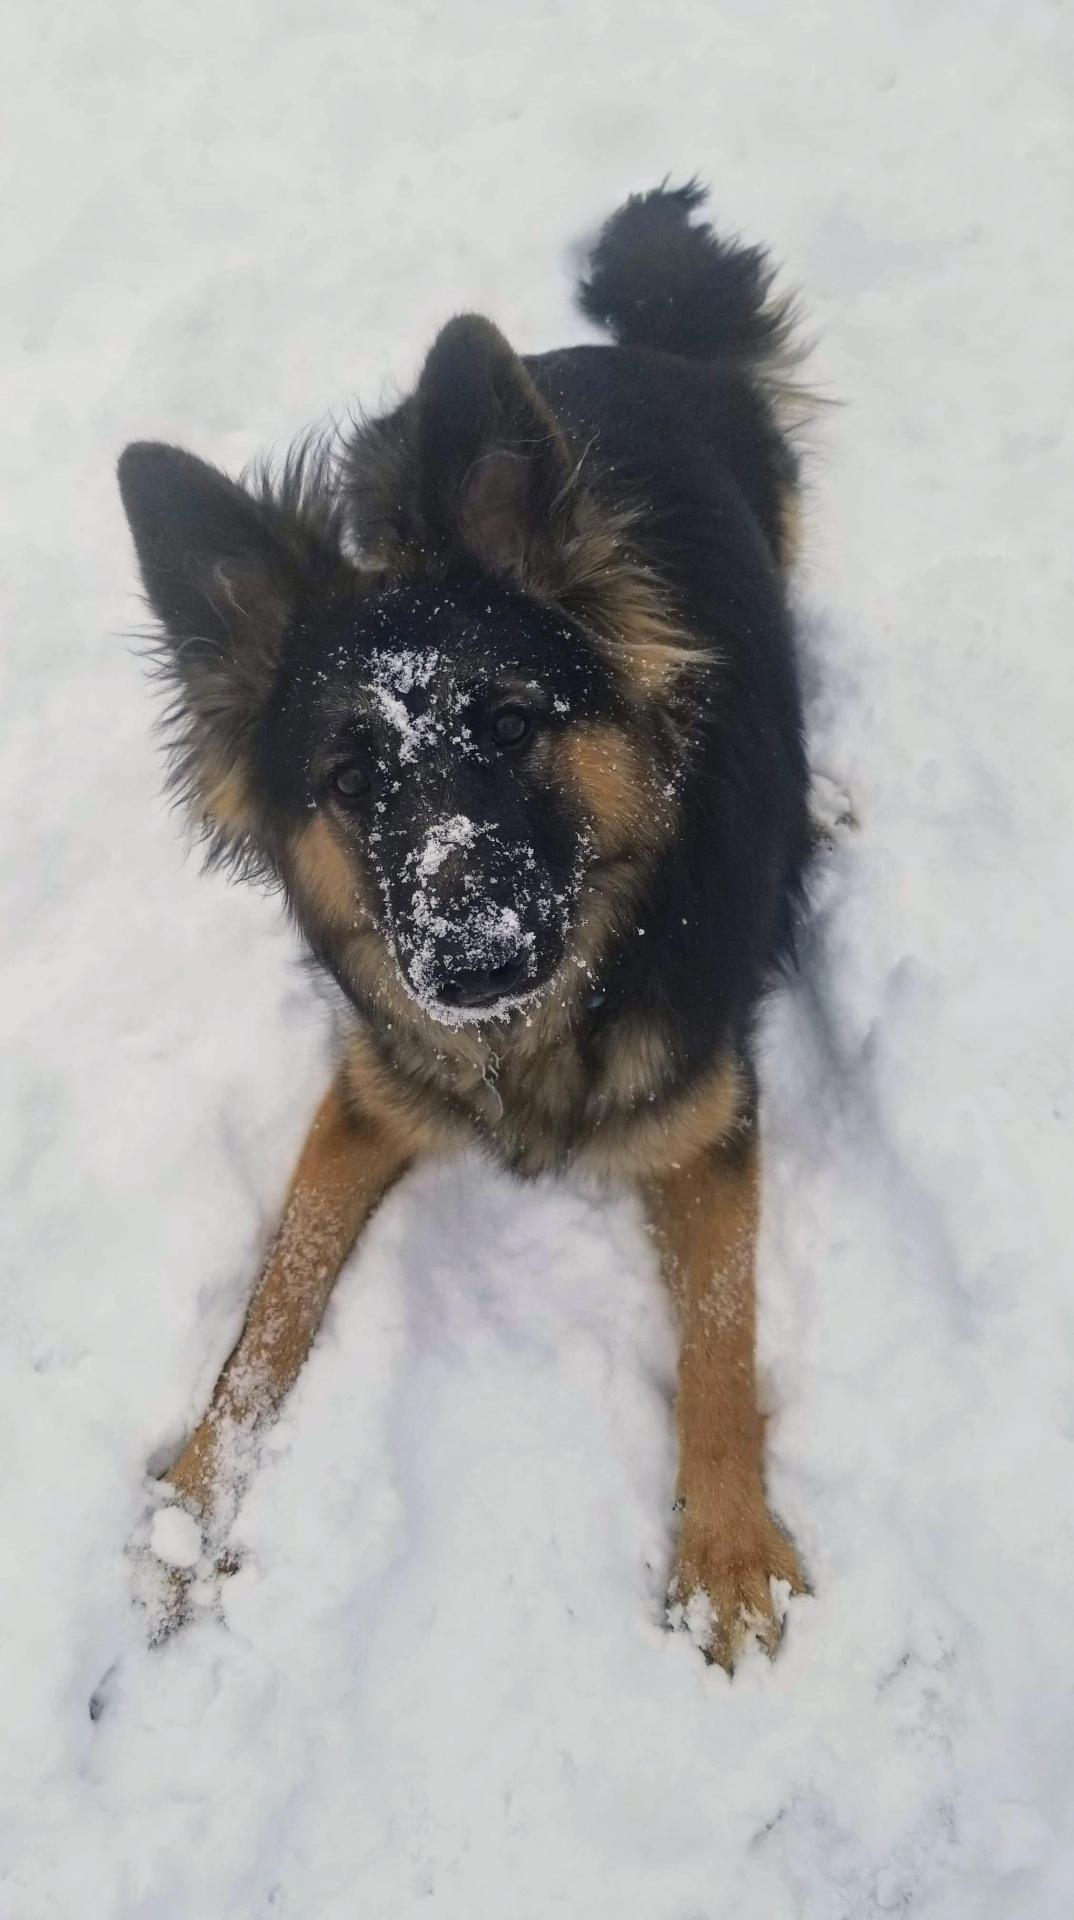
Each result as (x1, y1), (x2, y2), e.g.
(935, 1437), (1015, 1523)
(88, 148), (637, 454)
(3, 3), (1073, 1914)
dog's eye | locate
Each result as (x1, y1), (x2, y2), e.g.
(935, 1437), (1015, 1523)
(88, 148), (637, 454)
(490, 706), (532, 749)
(330, 762), (372, 802)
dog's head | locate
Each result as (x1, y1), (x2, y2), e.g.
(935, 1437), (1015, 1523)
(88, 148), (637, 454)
(119, 318), (695, 1029)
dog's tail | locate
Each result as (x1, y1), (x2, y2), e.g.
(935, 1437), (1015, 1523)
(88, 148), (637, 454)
(576, 180), (795, 370)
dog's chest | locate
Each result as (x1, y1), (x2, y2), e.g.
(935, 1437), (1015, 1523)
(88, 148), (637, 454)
(385, 1003), (671, 1177)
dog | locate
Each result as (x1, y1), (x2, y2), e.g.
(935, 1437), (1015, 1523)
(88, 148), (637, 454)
(118, 182), (811, 1668)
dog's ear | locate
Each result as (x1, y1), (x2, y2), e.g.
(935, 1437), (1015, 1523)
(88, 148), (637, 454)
(117, 441), (339, 870)
(416, 316), (578, 590)
(118, 441), (303, 652)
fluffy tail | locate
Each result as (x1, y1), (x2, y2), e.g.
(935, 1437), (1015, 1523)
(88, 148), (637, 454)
(577, 180), (794, 367)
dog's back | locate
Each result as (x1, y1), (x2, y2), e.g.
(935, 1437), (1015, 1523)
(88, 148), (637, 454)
(540, 182), (800, 570)
(527, 186), (811, 1084)
(340, 184), (810, 1103)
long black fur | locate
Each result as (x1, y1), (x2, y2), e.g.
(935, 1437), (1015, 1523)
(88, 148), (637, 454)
(119, 181), (811, 1160)
(577, 179), (797, 366)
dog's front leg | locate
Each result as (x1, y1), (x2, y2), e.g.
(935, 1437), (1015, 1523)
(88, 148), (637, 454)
(646, 1129), (805, 1670)
(154, 1079), (412, 1597)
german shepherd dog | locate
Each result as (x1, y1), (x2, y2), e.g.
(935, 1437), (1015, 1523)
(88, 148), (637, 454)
(119, 183), (811, 1668)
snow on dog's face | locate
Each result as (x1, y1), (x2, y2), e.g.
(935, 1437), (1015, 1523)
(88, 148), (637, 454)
(118, 315), (690, 1033)
(258, 577), (614, 1025)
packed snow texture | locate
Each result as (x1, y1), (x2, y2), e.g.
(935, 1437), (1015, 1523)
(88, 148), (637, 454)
(3, 2), (1073, 1914)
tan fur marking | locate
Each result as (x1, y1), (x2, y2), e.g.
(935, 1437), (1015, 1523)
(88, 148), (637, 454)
(778, 486), (803, 575)
(553, 498), (712, 701)
(646, 1133), (805, 1669)
(341, 1027), (466, 1158)
(558, 723), (666, 860)
(580, 1050), (746, 1180)
(200, 762), (253, 838)
(290, 815), (367, 929)
(595, 1018), (673, 1113)
(162, 1082), (413, 1544)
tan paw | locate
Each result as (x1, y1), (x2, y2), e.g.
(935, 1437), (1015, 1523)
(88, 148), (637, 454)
(668, 1506), (807, 1671)
(128, 1486), (239, 1645)
(128, 1504), (197, 1643)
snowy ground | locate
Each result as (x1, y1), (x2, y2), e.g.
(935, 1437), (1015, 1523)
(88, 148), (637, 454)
(3, 2), (1073, 1914)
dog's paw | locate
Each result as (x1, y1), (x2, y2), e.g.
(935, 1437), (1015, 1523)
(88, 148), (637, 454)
(128, 1487), (237, 1645)
(667, 1508), (807, 1672)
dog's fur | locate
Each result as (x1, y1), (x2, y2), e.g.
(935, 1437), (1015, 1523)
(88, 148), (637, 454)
(119, 183), (811, 1665)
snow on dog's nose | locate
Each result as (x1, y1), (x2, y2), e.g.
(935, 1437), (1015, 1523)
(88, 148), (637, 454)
(385, 814), (559, 1025)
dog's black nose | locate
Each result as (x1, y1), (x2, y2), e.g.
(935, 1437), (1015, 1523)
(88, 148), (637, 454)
(434, 954), (527, 1009)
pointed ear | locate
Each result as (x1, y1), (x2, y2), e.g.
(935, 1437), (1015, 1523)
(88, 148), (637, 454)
(416, 316), (578, 588)
(118, 439), (308, 671)
(117, 440), (339, 868)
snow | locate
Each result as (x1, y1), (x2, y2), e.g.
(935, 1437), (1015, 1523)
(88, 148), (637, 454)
(367, 647), (445, 763)
(416, 815), (478, 879)
(147, 1507), (202, 1572)
(3, 1), (1073, 1914)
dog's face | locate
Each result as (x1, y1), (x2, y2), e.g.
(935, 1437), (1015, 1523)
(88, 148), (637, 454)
(119, 318), (689, 1032)
(258, 576), (623, 1022)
